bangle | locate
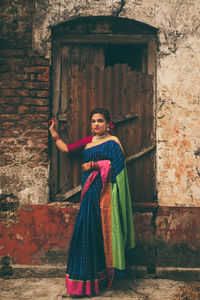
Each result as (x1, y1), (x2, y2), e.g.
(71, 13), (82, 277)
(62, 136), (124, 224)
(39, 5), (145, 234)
(55, 137), (60, 142)
(52, 135), (60, 142)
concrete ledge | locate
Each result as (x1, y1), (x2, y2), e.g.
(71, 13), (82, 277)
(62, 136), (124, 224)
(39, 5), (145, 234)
(128, 266), (200, 281)
(2, 265), (200, 281)
(156, 267), (200, 281)
(4, 264), (66, 279)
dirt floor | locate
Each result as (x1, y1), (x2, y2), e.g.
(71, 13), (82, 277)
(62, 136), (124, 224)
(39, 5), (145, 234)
(0, 277), (200, 300)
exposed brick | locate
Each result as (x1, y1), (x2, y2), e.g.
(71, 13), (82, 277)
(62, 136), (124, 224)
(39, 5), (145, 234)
(31, 106), (49, 113)
(1, 145), (21, 153)
(0, 50), (25, 57)
(6, 58), (31, 71)
(0, 80), (23, 89)
(0, 114), (21, 121)
(17, 105), (30, 114)
(36, 90), (49, 98)
(0, 73), (29, 81)
(30, 74), (36, 81)
(15, 90), (30, 97)
(0, 64), (12, 73)
(24, 82), (49, 90)
(30, 90), (36, 97)
(0, 0), (51, 206)
(38, 137), (48, 144)
(26, 57), (50, 67)
(37, 72), (49, 82)
(1, 89), (16, 97)
(0, 97), (21, 104)
(23, 114), (49, 122)
(1, 122), (16, 129)
(24, 67), (49, 74)
(22, 98), (49, 105)
(24, 130), (48, 138)
(6, 58), (24, 66)
(27, 51), (49, 64)
(0, 105), (16, 114)
(0, 130), (20, 138)
(33, 122), (49, 131)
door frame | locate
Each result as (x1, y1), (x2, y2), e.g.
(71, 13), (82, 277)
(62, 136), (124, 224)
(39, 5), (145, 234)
(51, 17), (157, 211)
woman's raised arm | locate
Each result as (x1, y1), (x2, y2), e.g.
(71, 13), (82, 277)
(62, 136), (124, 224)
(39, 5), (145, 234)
(49, 119), (69, 153)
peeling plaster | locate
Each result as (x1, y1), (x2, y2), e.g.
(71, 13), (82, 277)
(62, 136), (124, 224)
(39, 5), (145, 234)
(31, 1), (200, 206)
(0, 165), (49, 205)
(33, 0), (127, 57)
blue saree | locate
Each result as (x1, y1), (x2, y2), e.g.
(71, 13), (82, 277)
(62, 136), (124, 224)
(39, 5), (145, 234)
(66, 136), (135, 296)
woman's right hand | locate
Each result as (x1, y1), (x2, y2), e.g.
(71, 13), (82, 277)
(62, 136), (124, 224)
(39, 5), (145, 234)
(48, 118), (68, 152)
(48, 118), (56, 133)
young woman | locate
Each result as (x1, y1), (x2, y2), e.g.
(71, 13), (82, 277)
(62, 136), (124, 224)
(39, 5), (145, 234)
(49, 108), (135, 297)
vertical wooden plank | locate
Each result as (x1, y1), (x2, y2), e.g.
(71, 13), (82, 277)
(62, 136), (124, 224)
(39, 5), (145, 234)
(61, 45), (71, 113)
(50, 40), (61, 197)
(90, 65), (96, 112)
(127, 67), (137, 155)
(121, 64), (131, 156)
(79, 68), (88, 138)
(113, 64), (124, 152)
(59, 45), (71, 192)
(132, 71), (141, 152)
(95, 66), (102, 108)
(106, 66), (115, 117)
(148, 40), (157, 139)
(71, 65), (80, 187)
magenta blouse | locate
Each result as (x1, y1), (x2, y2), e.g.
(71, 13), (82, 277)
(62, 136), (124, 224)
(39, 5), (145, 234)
(67, 136), (93, 152)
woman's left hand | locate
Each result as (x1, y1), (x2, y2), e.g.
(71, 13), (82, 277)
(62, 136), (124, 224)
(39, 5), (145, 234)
(82, 161), (99, 171)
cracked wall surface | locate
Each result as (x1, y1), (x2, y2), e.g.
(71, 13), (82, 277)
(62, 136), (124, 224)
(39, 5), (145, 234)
(1, 0), (200, 268)
(33, 0), (200, 206)
(33, 0), (126, 57)
(1, 0), (199, 206)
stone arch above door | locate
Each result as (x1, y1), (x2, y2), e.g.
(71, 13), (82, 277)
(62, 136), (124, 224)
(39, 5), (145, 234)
(32, 1), (157, 58)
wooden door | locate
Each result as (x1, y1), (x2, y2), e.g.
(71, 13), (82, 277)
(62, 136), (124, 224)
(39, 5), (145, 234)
(51, 44), (156, 206)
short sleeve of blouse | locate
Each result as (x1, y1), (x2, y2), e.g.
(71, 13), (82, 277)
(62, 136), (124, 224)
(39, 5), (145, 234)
(67, 136), (93, 152)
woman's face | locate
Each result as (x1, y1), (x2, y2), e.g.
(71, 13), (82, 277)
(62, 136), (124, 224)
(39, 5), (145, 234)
(91, 113), (108, 136)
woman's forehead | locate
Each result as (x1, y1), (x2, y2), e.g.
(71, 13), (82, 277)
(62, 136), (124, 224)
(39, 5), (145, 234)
(91, 113), (105, 120)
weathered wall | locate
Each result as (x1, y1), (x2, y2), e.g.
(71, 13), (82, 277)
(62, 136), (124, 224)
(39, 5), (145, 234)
(32, 0), (200, 206)
(0, 203), (79, 265)
(156, 206), (200, 267)
(0, 0), (50, 204)
(1, 205), (200, 267)
(1, 0), (199, 206)
(0, 0), (200, 269)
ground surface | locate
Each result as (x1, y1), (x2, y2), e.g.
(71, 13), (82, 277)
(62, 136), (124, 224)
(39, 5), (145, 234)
(1, 277), (200, 300)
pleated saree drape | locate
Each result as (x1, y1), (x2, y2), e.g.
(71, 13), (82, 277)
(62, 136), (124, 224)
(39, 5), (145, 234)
(66, 136), (135, 296)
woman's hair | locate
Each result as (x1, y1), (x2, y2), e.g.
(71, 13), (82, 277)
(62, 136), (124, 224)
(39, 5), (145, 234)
(89, 108), (111, 123)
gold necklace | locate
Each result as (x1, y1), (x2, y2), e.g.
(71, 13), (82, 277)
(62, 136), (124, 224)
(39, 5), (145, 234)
(93, 134), (108, 141)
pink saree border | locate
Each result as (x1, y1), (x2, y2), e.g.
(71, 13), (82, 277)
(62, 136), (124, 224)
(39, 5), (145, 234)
(66, 270), (108, 296)
(67, 160), (112, 296)
(81, 160), (111, 201)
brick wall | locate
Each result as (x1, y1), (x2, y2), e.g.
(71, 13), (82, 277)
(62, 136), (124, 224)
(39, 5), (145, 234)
(0, 0), (50, 204)
(1, 0), (200, 270)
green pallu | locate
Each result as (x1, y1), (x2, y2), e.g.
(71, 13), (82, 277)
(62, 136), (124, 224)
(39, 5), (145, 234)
(111, 165), (135, 271)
